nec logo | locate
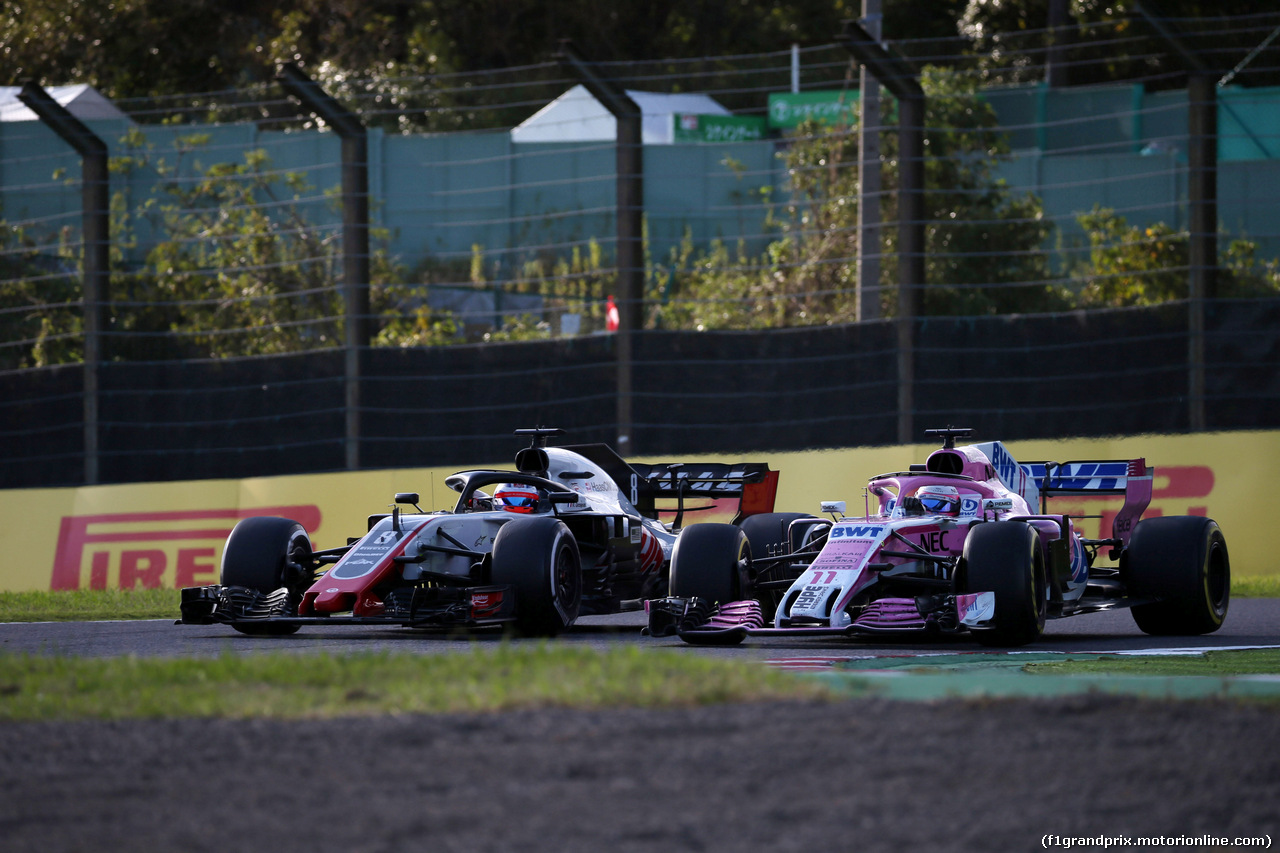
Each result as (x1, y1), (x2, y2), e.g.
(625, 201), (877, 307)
(50, 506), (322, 591)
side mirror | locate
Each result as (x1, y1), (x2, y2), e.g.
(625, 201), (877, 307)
(395, 493), (420, 505)
(820, 500), (846, 516)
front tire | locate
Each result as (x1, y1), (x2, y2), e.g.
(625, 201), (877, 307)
(737, 512), (816, 612)
(220, 516), (313, 636)
(1125, 516), (1229, 635)
(670, 523), (750, 605)
(962, 521), (1047, 647)
(491, 517), (582, 637)
(738, 512), (818, 557)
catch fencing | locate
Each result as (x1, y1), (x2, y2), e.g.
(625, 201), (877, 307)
(2, 12), (1280, 487)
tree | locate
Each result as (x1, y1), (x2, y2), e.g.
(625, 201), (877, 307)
(958, 0), (1280, 89)
(658, 66), (1067, 330)
(102, 130), (452, 361)
(881, 67), (1068, 316)
(0, 221), (81, 369)
(1077, 207), (1280, 306)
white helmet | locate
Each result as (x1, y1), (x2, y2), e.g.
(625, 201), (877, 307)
(916, 484), (961, 516)
(494, 483), (539, 514)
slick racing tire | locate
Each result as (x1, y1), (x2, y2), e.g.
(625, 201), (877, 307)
(962, 521), (1047, 647)
(738, 512), (820, 558)
(1125, 516), (1230, 636)
(221, 516), (313, 636)
(670, 523), (751, 606)
(738, 512), (818, 612)
(491, 517), (582, 637)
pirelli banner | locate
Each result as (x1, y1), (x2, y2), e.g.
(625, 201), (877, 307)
(0, 430), (1274, 592)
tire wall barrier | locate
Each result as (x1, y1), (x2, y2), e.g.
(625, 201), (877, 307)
(0, 428), (1274, 592)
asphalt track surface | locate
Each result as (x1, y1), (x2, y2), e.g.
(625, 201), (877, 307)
(3, 602), (1280, 852)
(2, 596), (1278, 659)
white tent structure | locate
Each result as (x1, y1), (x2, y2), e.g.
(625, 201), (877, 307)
(511, 84), (730, 145)
(0, 84), (128, 122)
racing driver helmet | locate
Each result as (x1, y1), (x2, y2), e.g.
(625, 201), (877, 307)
(915, 484), (961, 516)
(494, 483), (540, 514)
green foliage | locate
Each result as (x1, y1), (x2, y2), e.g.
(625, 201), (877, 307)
(886, 67), (1070, 316)
(1, 0), (868, 130)
(957, 0), (1280, 90)
(1077, 207), (1280, 307)
(659, 66), (1069, 330)
(130, 148), (343, 356)
(0, 221), (82, 369)
(458, 239), (617, 340)
(106, 131), (460, 358)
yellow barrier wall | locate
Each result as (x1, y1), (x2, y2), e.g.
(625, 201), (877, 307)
(1, 430), (1274, 592)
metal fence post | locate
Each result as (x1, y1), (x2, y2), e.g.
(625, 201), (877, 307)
(558, 42), (644, 456)
(277, 63), (370, 470)
(856, 0), (884, 324)
(17, 82), (108, 485)
(1186, 71), (1218, 432)
(1134, 3), (1219, 433)
(842, 22), (925, 445)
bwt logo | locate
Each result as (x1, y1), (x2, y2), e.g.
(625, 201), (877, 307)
(50, 506), (322, 591)
(988, 443), (1019, 489)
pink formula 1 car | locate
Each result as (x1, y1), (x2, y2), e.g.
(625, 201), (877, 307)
(646, 428), (1229, 647)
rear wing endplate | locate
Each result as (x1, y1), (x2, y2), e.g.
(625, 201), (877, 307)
(1023, 459), (1152, 555)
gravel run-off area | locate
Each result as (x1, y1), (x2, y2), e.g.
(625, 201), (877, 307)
(2, 695), (1278, 852)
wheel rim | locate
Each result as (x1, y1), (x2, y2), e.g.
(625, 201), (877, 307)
(1032, 545), (1048, 628)
(1205, 537), (1229, 615)
(735, 539), (750, 598)
(554, 543), (581, 610)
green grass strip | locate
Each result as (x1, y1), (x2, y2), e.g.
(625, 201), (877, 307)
(1025, 648), (1280, 677)
(0, 644), (844, 721)
(1236, 575), (1280, 598)
(2, 576), (1278, 623)
(0, 588), (180, 622)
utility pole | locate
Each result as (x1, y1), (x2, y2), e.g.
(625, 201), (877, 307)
(856, 0), (883, 323)
(277, 64), (371, 470)
(558, 41), (644, 456)
(1133, 3), (1218, 432)
(18, 83), (108, 485)
(842, 21), (925, 444)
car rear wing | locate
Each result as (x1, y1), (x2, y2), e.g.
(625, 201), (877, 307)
(631, 461), (779, 527)
(560, 443), (777, 524)
(1022, 458), (1153, 555)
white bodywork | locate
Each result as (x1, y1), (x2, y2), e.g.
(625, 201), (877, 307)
(540, 447), (677, 561)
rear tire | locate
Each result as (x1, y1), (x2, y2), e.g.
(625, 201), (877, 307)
(1125, 516), (1229, 635)
(670, 523), (750, 605)
(221, 516), (312, 636)
(962, 521), (1047, 647)
(491, 517), (582, 637)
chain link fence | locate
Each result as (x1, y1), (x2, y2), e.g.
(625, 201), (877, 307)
(3, 12), (1279, 487)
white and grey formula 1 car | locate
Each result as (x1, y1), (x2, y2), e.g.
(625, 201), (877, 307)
(646, 428), (1229, 647)
(179, 428), (778, 637)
